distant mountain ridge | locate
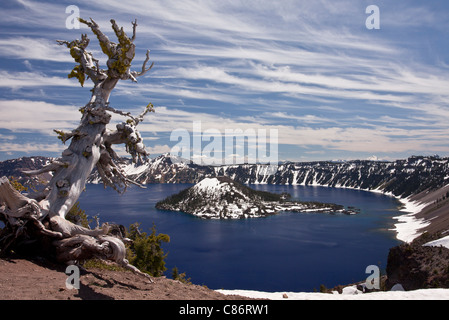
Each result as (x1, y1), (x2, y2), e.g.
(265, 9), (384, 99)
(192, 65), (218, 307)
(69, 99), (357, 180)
(0, 156), (55, 189)
(3, 154), (449, 199)
(2, 153), (449, 235)
(94, 154), (449, 199)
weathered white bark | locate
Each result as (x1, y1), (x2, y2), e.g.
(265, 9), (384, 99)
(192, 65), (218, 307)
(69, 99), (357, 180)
(0, 176), (32, 213)
(53, 234), (153, 281)
(0, 18), (154, 281)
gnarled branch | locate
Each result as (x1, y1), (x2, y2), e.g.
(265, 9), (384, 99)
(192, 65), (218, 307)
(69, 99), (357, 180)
(130, 50), (155, 81)
(22, 160), (69, 176)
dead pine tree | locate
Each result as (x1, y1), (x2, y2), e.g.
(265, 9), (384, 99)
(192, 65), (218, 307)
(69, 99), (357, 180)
(0, 18), (155, 281)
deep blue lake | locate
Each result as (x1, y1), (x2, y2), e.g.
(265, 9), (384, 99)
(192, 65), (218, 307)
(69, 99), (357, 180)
(78, 183), (402, 292)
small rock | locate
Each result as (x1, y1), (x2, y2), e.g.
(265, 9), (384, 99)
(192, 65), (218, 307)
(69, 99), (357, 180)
(342, 286), (362, 295)
(390, 284), (405, 291)
(282, 293), (288, 299)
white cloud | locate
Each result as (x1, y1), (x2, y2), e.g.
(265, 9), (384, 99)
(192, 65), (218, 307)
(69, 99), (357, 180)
(0, 99), (80, 135)
(1, 0), (448, 160)
(0, 142), (64, 154)
(146, 144), (171, 154)
(0, 37), (73, 63)
(0, 134), (16, 141)
(1, 0), (81, 32)
(168, 65), (412, 103)
(133, 106), (449, 155)
(0, 71), (77, 89)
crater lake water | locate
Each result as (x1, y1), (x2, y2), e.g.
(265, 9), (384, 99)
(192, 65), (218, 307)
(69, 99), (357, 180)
(78, 183), (403, 292)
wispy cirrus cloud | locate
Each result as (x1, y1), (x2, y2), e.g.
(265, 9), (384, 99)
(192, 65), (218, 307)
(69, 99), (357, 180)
(0, 99), (80, 134)
(1, 0), (449, 161)
(0, 37), (73, 63)
(131, 105), (449, 155)
(0, 71), (77, 89)
(0, 142), (65, 154)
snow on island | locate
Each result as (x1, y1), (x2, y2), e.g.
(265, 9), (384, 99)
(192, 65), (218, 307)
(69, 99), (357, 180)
(156, 177), (359, 219)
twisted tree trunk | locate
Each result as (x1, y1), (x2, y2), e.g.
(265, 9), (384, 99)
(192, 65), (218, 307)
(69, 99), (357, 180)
(0, 18), (155, 281)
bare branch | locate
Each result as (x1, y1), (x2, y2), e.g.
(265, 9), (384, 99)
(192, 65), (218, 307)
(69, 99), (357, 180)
(0, 177), (32, 212)
(131, 50), (154, 80)
(54, 129), (88, 144)
(50, 216), (109, 238)
(104, 103), (154, 126)
(22, 160), (69, 176)
(136, 102), (155, 124)
(56, 34), (89, 50)
(131, 19), (138, 42)
(104, 105), (135, 120)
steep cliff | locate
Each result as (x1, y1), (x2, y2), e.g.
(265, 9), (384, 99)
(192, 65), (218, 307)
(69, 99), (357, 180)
(86, 154), (449, 197)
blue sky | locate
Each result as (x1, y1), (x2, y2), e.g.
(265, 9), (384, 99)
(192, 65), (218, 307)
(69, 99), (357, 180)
(1, 0), (449, 162)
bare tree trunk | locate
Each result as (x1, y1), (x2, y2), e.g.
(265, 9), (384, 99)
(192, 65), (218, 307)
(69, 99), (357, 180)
(0, 18), (154, 282)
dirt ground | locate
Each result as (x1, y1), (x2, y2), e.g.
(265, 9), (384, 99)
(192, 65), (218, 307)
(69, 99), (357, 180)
(0, 257), (252, 300)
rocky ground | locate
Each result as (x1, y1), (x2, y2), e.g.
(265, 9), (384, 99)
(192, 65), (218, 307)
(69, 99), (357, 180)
(0, 257), (253, 300)
(2, 235), (449, 301)
(386, 232), (449, 291)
